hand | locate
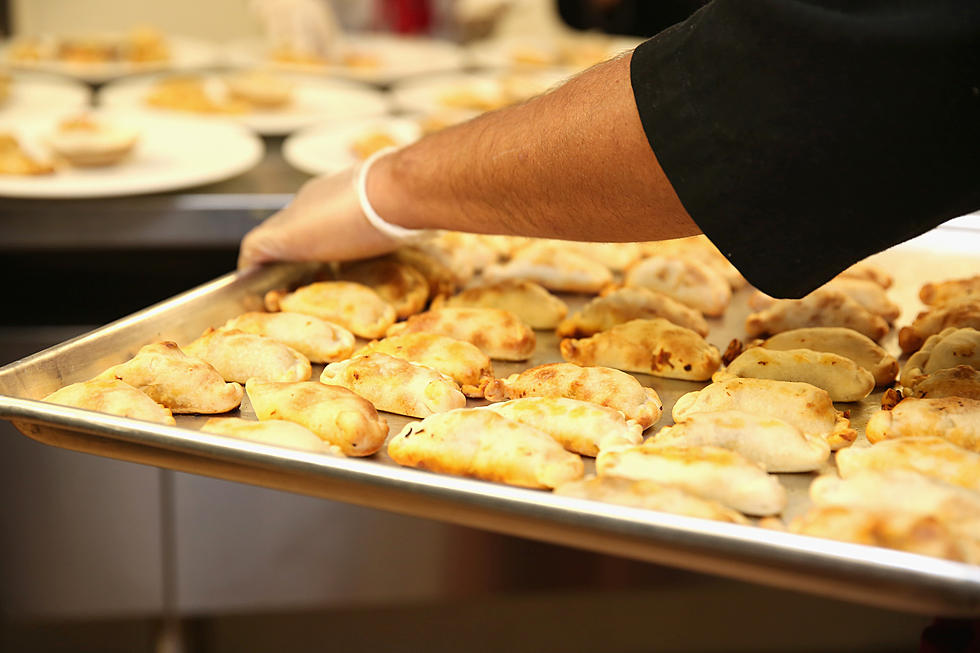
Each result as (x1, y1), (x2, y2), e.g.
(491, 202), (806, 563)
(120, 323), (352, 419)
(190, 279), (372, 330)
(238, 166), (402, 269)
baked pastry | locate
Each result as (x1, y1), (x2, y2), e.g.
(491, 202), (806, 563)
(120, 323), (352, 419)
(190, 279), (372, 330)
(865, 396), (980, 451)
(898, 298), (980, 354)
(748, 279), (900, 323)
(220, 311), (354, 364)
(202, 417), (341, 455)
(184, 328), (311, 384)
(431, 280), (567, 330)
(553, 476), (749, 524)
(836, 260), (893, 289)
(483, 397), (643, 456)
(334, 259), (430, 319)
(265, 281), (396, 339)
(0, 132), (55, 175)
(649, 410), (830, 473)
(320, 352), (466, 418)
(920, 275), (980, 307)
(556, 287), (709, 338)
(390, 247), (457, 299)
(425, 232), (501, 272)
(484, 362), (663, 429)
(673, 378), (856, 450)
(96, 341), (242, 414)
(836, 436), (980, 493)
(145, 75), (250, 114)
(757, 327), (898, 387)
(245, 379), (388, 456)
(548, 241), (644, 272)
(357, 333), (493, 398)
(904, 365), (980, 400)
(745, 288), (889, 341)
(224, 70), (293, 109)
(482, 242), (613, 294)
(46, 115), (138, 167)
(640, 234), (746, 290)
(623, 256), (731, 317)
(388, 408), (584, 489)
(899, 327), (980, 388)
(713, 347), (874, 402)
(350, 130), (398, 160)
(560, 318), (721, 381)
(386, 307), (535, 361)
(43, 378), (175, 425)
(596, 443), (786, 516)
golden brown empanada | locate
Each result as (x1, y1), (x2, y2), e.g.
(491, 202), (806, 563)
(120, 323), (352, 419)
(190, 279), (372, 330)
(560, 318), (721, 381)
(865, 396), (980, 451)
(530, 240), (643, 272)
(758, 327), (898, 387)
(185, 328), (311, 384)
(265, 281), (396, 339)
(836, 260), (893, 289)
(484, 362), (663, 429)
(624, 256), (730, 317)
(905, 365), (980, 400)
(482, 242), (613, 293)
(202, 417), (341, 455)
(920, 274), (980, 307)
(245, 379), (388, 456)
(221, 311), (354, 364)
(386, 307), (535, 361)
(750, 279), (899, 323)
(388, 408), (584, 489)
(556, 287), (709, 338)
(898, 298), (980, 355)
(900, 327), (980, 388)
(745, 288), (889, 341)
(431, 280), (567, 330)
(335, 259), (429, 319)
(391, 247), (457, 299)
(43, 378), (175, 425)
(640, 235), (746, 290)
(96, 341), (242, 413)
(836, 436), (980, 493)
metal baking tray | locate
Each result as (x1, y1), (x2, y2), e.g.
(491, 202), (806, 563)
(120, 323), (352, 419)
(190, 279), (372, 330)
(2, 237), (979, 616)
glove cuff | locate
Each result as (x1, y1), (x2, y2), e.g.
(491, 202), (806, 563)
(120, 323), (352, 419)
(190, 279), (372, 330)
(357, 147), (432, 243)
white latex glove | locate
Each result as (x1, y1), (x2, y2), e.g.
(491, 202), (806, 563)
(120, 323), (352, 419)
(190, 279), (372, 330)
(250, 0), (342, 57)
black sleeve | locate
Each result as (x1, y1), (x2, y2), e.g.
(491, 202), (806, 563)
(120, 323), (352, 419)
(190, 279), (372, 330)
(629, 0), (980, 298)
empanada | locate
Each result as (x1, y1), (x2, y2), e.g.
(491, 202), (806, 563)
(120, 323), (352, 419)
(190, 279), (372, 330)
(485, 362), (663, 429)
(221, 311), (355, 364)
(750, 279), (899, 323)
(556, 287), (709, 338)
(391, 247), (457, 299)
(898, 298), (980, 355)
(431, 280), (568, 330)
(388, 408), (584, 489)
(560, 318), (721, 381)
(320, 352), (465, 418)
(640, 235), (746, 290)
(836, 436), (980, 493)
(185, 328), (311, 384)
(357, 333), (494, 398)
(43, 378), (175, 425)
(920, 274), (980, 307)
(386, 307), (535, 361)
(900, 327), (980, 388)
(905, 365), (980, 400)
(335, 259), (429, 319)
(245, 379), (388, 456)
(554, 476), (749, 524)
(865, 396), (980, 451)
(673, 378), (856, 450)
(650, 410), (830, 472)
(483, 397), (643, 456)
(482, 242), (613, 294)
(96, 341), (242, 413)
(202, 417), (341, 455)
(836, 260), (893, 289)
(527, 240), (642, 272)
(265, 281), (396, 339)
(623, 256), (730, 317)
(596, 443), (786, 516)
(758, 327), (898, 387)
(745, 288), (889, 341)
(713, 347), (874, 402)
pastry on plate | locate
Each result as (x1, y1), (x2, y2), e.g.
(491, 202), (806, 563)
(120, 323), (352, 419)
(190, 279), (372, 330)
(386, 307), (535, 361)
(0, 132), (55, 175)
(865, 396), (980, 451)
(350, 130), (399, 160)
(185, 328), (311, 384)
(623, 256), (731, 317)
(224, 70), (293, 108)
(899, 327), (980, 388)
(481, 242), (613, 294)
(220, 311), (355, 364)
(334, 259), (429, 319)
(745, 288), (889, 341)
(756, 327), (898, 387)
(202, 417), (341, 455)
(43, 378), (175, 425)
(145, 75), (250, 114)
(265, 281), (396, 339)
(898, 298), (980, 354)
(46, 115), (139, 167)
(556, 287), (709, 338)
(920, 274), (980, 307)
(431, 280), (567, 330)
(836, 436), (980, 493)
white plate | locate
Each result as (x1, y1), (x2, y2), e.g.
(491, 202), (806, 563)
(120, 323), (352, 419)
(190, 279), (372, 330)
(467, 34), (643, 72)
(1, 36), (217, 84)
(283, 116), (423, 176)
(224, 33), (466, 85)
(0, 72), (91, 117)
(0, 112), (263, 199)
(98, 72), (390, 136)
(390, 70), (571, 114)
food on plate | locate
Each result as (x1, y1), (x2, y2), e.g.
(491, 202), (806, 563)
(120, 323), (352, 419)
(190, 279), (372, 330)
(145, 75), (251, 114)
(220, 311), (354, 364)
(0, 132), (54, 175)
(390, 247), (457, 299)
(557, 287), (709, 338)
(357, 332), (494, 398)
(334, 259), (430, 319)
(712, 347), (875, 402)
(224, 70), (293, 108)
(900, 327), (980, 388)
(560, 318), (721, 381)
(386, 307), (535, 361)
(439, 86), (508, 112)
(596, 443), (787, 516)
(340, 51), (382, 70)
(7, 27), (170, 65)
(388, 408), (584, 489)
(350, 130), (398, 160)
(269, 46), (328, 69)
(320, 352), (465, 418)
(184, 328), (311, 384)
(265, 281), (396, 339)
(43, 378), (175, 425)
(898, 298), (980, 354)
(649, 410), (830, 473)
(95, 341), (242, 413)
(482, 242), (613, 293)
(431, 280), (567, 330)
(836, 260), (893, 289)
(483, 397), (643, 456)
(623, 256), (731, 317)
(485, 362), (663, 429)
(202, 417), (341, 455)
(904, 365), (980, 400)
(46, 115), (138, 167)
(756, 327), (898, 387)
(865, 396), (980, 451)
(836, 436), (980, 493)
(920, 275), (980, 307)
(672, 378), (856, 450)
(745, 288), (889, 341)
(640, 234), (746, 290)
(553, 476), (749, 524)
(245, 379), (388, 456)
(0, 71), (10, 105)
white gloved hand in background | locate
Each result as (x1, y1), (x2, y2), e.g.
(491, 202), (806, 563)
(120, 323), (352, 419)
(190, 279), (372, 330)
(250, 0), (343, 57)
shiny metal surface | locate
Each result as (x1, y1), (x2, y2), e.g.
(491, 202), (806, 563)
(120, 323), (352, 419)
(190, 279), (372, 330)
(2, 237), (980, 616)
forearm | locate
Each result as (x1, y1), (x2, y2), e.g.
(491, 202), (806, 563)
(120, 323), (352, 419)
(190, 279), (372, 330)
(369, 52), (698, 242)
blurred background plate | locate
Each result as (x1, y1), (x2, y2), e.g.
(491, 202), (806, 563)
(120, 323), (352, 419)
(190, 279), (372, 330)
(283, 115), (423, 176)
(466, 34), (642, 73)
(0, 71), (91, 117)
(390, 69), (570, 115)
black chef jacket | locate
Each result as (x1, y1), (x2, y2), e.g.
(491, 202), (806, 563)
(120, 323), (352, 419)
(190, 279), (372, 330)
(630, 0), (980, 298)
